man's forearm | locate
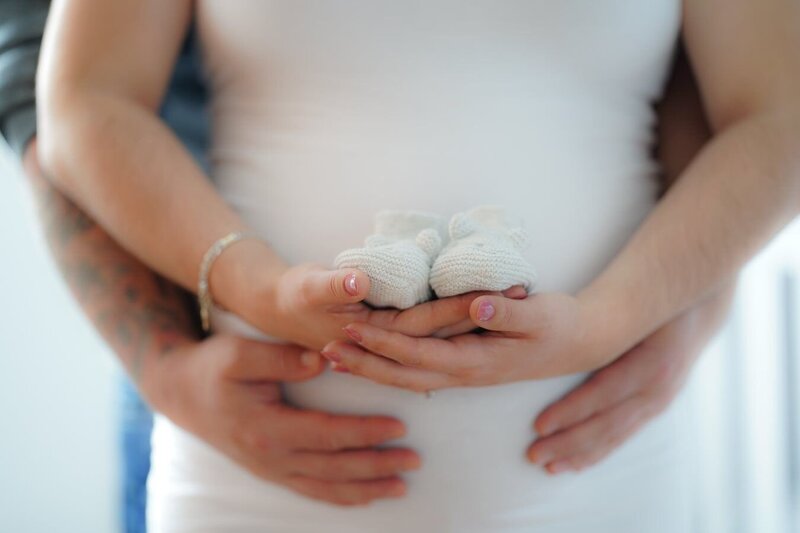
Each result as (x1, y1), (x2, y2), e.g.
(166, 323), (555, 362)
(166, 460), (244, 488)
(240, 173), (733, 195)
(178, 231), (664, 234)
(23, 139), (201, 403)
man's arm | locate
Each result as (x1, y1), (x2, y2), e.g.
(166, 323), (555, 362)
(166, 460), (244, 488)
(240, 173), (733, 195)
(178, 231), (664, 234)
(2, 4), (418, 502)
(23, 138), (200, 398)
(0, 0), (200, 395)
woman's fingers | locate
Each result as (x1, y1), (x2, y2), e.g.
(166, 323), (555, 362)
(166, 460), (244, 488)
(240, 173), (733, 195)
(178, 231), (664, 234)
(288, 448), (421, 482)
(527, 394), (650, 473)
(340, 321), (472, 373)
(285, 475), (407, 506)
(321, 340), (454, 392)
(430, 318), (479, 338)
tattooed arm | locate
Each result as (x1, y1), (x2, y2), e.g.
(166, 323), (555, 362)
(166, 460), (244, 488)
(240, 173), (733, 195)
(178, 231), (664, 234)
(19, 138), (419, 505)
(22, 138), (200, 397)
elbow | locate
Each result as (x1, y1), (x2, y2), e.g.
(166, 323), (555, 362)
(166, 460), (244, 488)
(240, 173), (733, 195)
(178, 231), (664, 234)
(35, 80), (109, 198)
(35, 83), (81, 187)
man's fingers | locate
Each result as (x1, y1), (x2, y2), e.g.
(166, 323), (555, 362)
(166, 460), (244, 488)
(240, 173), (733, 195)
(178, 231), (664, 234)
(286, 475), (407, 506)
(288, 448), (421, 481)
(527, 395), (647, 472)
(533, 344), (658, 436)
(271, 406), (408, 452)
(224, 337), (326, 382)
(366, 292), (477, 337)
(301, 268), (371, 306)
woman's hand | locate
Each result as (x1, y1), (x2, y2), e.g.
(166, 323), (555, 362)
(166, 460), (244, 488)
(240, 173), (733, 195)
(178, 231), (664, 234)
(237, 257), (527, 352)
(235, 261), (373, 351)
(319, 291), (610, 392)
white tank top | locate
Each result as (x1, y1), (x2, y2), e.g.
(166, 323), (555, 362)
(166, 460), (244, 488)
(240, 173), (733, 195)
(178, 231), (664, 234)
(148, 3), (694, 532)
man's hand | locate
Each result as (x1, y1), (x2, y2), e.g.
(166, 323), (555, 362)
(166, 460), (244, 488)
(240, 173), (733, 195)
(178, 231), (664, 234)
(151, 334), (421, 507)
(526, 282), (736, 474)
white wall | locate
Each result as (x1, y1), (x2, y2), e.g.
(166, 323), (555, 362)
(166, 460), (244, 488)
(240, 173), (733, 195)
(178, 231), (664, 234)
(0, 150), (117, 533)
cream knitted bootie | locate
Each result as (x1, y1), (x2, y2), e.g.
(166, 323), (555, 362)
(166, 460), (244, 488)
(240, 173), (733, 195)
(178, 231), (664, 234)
(429, 205), (537, 298)
(333, 210), (448, 309)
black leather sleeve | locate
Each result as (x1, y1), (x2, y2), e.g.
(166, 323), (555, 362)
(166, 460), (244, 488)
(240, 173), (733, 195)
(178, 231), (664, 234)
(0, 0), (50, 160)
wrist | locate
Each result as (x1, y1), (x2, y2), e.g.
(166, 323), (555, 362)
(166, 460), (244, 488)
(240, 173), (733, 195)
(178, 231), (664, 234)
(138, 336), (202, 421)
(575, 280), (638, 367)
(207, 237), (288, 331)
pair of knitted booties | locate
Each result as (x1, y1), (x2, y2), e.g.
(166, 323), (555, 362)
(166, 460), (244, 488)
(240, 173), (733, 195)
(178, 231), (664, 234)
(333, 205), (537, 309)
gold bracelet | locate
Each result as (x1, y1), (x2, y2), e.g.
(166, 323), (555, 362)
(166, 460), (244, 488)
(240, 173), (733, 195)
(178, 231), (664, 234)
(198, 231), (260, 333)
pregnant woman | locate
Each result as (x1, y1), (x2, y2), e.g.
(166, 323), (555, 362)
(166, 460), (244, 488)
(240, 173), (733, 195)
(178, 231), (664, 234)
(38, 1), (800, 531)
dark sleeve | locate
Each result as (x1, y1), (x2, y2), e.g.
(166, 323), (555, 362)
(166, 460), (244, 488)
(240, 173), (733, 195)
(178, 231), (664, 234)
(0, 0), (50, 160)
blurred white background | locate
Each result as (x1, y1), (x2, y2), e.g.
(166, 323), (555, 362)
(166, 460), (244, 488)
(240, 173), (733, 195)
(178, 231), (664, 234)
(0, 149), (117, 532)
(0, 145), (798, 532)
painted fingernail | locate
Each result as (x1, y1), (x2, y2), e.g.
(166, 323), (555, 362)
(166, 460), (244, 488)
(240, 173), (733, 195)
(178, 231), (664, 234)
(301, 351), (321, 367)
(342, 326), (363, 343)
(477, 300), (495, 321)
(547, 460), (571, 475)
(331, 362), (350, 373)
(344, 273), (359, 296)
(320, 350), (342, 363)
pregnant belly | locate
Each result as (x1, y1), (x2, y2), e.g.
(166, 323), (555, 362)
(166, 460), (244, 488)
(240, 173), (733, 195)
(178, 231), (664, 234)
(194, 113), (669, 527)
(202, 306), (689, 532)
(209, 306), (588, 524)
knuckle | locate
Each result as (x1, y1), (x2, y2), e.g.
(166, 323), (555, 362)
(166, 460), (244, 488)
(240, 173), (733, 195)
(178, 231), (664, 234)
(329, 272), (342, 299)
(499, 302), (513, 326)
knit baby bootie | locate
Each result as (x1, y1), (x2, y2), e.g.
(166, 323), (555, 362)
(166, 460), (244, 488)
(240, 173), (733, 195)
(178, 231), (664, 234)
(429, 205), (537, 298)
(333, 210), (448, 309)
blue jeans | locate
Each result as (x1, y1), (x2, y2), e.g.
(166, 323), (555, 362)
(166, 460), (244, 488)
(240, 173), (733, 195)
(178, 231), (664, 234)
(118, 375), (154, 533)
(118, 25), (209, 533)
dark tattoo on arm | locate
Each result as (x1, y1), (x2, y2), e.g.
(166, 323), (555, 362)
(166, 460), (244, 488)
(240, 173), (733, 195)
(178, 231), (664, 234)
(25, 164), (202, 390)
